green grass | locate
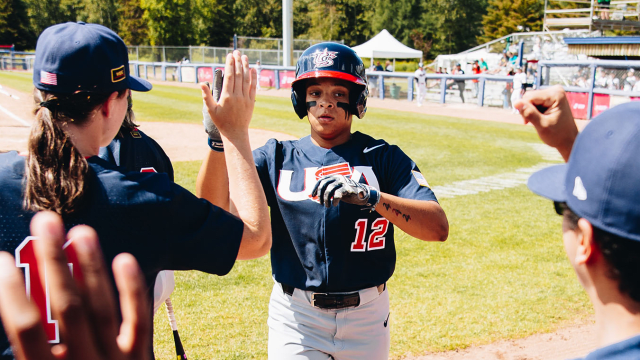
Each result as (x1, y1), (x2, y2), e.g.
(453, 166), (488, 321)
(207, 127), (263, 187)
(0, 71), (34, 93)
(0, 70), (591, 359)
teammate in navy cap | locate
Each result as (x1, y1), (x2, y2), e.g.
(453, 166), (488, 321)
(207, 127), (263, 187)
(516, 87), (640, 359)
(199, 42), (449, 360)
(98, 94), (177, 315)
(0, 22), (270, 360)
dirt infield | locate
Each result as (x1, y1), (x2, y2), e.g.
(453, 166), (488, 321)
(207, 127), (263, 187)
(0, 80), (597, 360)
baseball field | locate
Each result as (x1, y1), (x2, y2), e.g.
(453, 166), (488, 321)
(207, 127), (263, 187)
(0, 71), (592, 359)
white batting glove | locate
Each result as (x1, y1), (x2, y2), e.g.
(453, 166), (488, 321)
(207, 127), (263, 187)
(312, 175), (380, 210)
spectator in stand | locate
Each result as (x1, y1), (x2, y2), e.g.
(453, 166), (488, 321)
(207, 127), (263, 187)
(598, 0), (611, 19)
(480, 58), (488, 72)
(385, 60), (393, 72)
(594, 67), (607, 88)
(437, 67), (444, 74)
(509, 52), (518, 67)
(624, 69), (637, 91)
(471, 61), (481, 98)
(606, 71), (620, 90)
(375, 61), (384, 71)
(446, 63), (466, 103)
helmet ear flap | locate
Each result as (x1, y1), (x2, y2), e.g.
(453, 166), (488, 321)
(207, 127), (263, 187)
(291, 85), (307, 119)
(351, 85), (368, 119)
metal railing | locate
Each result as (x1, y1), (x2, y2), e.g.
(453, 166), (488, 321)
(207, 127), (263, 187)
(538, 59), (640, 119)
(0, 50), (35, 71)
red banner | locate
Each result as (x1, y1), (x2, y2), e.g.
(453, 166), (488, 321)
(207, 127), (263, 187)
(565, 92), (588, 120)
(280, 70), (296, 89)
(259, 70), (275, 88)
(591, 93), (610, 118)
(197, 67), (224, 83)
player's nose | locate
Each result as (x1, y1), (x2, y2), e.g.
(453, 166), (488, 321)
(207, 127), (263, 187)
(318, 95), (335, 108)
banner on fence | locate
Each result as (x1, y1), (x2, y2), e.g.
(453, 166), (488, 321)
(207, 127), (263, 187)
(565, 92), (588, 119)
(592, 93), (610, 118)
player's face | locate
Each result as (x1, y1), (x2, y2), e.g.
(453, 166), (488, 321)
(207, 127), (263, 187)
(305, 78), (352, 147)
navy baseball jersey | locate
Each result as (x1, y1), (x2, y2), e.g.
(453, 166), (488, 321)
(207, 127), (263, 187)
(0, 151), (243, 360)
(99, 128), (174, 181)
(253, 131), (437, 292)
(571, 335), (640, 360)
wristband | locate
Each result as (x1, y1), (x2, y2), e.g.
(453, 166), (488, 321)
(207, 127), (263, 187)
(363, 187), (380, 211)
(207, 137), (224, 152)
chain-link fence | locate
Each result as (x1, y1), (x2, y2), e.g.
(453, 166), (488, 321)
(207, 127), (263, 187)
(127, 38), (344, 66)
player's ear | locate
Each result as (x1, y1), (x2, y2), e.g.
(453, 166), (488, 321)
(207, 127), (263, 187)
(575, 218), (597, 265)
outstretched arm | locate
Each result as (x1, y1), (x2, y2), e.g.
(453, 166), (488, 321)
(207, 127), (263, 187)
(199, 51), (271, 260)
(514, 85), (578, 162)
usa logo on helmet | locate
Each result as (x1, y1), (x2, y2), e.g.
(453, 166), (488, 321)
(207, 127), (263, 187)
(312, 49), (338, 68)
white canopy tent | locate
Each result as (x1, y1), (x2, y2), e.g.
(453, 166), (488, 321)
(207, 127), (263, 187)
(351, 29), (422, 70)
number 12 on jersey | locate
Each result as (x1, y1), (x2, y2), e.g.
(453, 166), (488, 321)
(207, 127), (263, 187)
(352, 218), (389, 251)
(15, 236), (81, 343)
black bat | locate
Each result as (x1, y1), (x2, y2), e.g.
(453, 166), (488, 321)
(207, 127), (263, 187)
(165, 297), (188, 360)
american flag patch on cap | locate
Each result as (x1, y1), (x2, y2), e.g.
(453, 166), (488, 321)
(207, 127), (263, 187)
(412, 171), (430, 188)
(40, 71), (57, 85)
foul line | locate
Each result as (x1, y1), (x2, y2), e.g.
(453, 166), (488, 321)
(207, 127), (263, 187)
(432, 144), (563, 199)
(0, 104), (30, 126)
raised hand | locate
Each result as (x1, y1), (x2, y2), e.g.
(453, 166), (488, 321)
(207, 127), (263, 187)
(200, 50), (257, 141)
(0, 212), (150, 360)
(514, 85), (579, 162)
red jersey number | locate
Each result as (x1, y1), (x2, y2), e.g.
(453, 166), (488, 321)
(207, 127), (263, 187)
(351, 218), (389, 252)
(15, 237), (81, 343)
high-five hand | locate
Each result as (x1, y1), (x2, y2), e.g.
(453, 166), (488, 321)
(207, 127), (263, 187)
(201, 50), (257, 141)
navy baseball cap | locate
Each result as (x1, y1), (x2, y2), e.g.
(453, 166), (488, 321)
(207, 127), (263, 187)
(33, 22), (151, 94)
(528, 101), (640, 241)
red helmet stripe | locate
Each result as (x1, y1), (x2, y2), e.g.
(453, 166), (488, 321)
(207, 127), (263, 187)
(293, 70), (366, 86)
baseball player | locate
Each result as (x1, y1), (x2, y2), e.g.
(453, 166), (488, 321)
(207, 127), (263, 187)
(99, 103), (176, 315)
(511, 67), (527, 113)
(199, 42), (449, 360)
(0, 21), (270, 360)
(414, 62), (427, 107)
(517, 87), (640, 359)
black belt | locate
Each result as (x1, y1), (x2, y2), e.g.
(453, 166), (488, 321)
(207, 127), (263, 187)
(280, 283), (385, 310)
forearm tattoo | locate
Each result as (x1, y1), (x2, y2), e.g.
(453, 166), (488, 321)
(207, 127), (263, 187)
(382, 202), (412, 222)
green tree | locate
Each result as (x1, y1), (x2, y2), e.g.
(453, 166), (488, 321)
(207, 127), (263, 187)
(26, 0), (75, 35)
(0, 0), (36, 49)
(233, 0), (282, 37)
(370, 0), (421, 46)
(142, 0), (195, 45)
(427, 0), (488, 56)
(478, 0), (543, 44)
(193, 0), (234, 46)
(119, 0), (148, 45)
(78, 0), (119, 30)
(303, 0), (374, 46)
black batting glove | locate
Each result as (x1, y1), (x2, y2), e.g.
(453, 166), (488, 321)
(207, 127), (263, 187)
(203, 69), (224, 152)
(311, 175), (381, 210)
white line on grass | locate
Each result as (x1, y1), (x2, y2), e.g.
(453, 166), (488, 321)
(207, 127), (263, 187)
(0, 104), (30, 126)
(431, 144), (562, 199)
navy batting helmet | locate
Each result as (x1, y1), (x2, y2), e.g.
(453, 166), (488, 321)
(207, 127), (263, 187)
(291, 42), (368, 119)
